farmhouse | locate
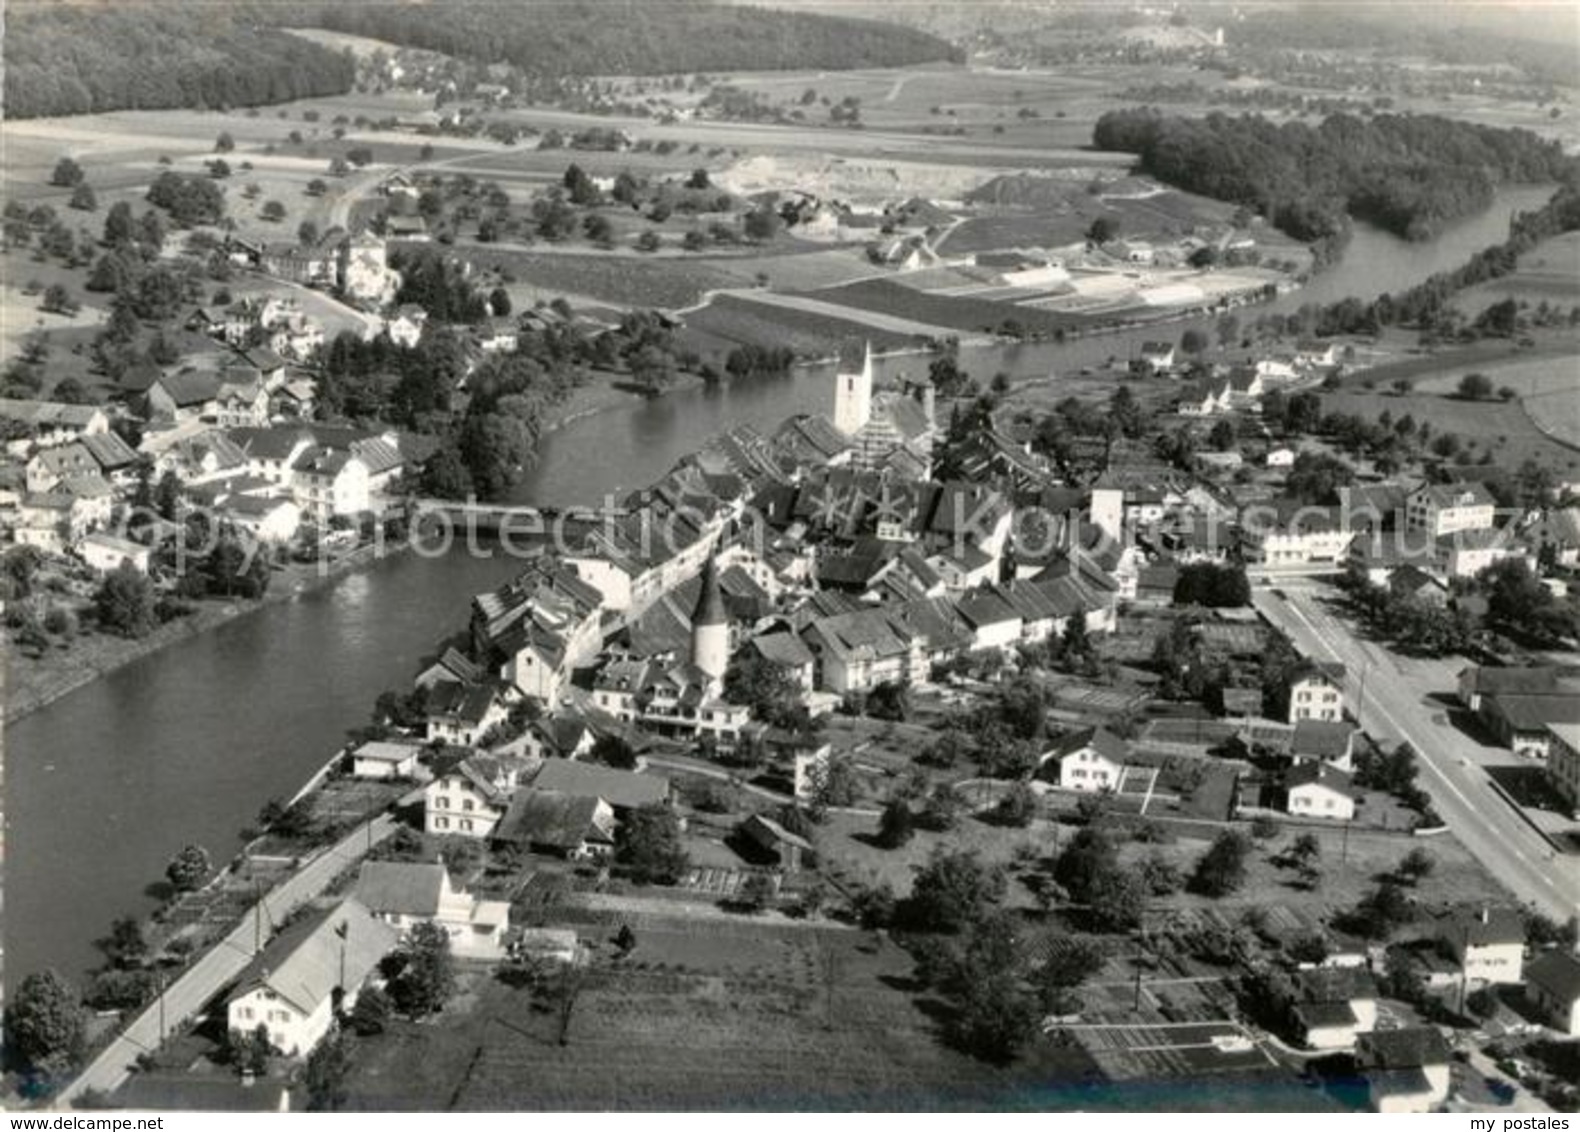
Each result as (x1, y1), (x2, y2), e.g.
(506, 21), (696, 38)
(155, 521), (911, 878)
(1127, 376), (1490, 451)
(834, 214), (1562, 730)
(224, 899), (397, 1058)
(531, 759), (671, 814)
(493, 790), (616, 860)
(1041, 726), (1128, 792)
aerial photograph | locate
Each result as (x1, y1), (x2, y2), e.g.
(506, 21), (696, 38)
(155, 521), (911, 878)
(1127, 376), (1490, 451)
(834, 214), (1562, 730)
(1, 0), (1578, 1117)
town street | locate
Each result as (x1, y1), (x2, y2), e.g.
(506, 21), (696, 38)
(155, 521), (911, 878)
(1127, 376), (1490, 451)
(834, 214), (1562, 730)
(1254, 585), (1578, 924)
(56, 815), (397, 1106)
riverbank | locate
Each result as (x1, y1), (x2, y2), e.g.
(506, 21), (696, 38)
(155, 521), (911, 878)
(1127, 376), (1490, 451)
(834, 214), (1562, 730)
(3, 537), (410, 725)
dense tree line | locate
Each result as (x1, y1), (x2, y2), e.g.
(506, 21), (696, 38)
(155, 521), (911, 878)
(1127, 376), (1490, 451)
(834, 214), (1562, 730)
(279, 0), (960, 77)
(4, 6), (354, 119)
(1093, 108), (1571, 254)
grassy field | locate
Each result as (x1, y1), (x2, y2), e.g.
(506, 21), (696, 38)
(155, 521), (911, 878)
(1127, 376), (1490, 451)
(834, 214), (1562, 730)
(1454, 231), (1580, 314)
(342, 916), (1113, 1111)
(810, 277), (1102, 337)
(681, 292), (924, 354)
(1322, 359), (1580, 476)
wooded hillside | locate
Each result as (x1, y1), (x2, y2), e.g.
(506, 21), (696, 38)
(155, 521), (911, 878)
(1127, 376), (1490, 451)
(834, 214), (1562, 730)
(1093, 109), (1572, 250)
(280, 0), (960, 75)
(4, 5), (356, 119)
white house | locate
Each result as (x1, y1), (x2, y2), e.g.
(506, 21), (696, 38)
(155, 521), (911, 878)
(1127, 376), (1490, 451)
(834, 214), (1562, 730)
(1284, 762), (1358, 822)
(349, 739), (421, 780)
(353, 860), (510, 960)
(1436, 906), (1526, 985)
(1286, 659), (1346, 724)
(78, 532), (150, 575)
(1359, 1028), (1452, 1114)
(424, 683), (508, 747)
(1525, 950), (1580, 1036)
(291, 448), (370, 520)
(1041, 726), (1128, 792)
(225, 898), (396, 1057)
(1406, 482), (1496, 539)
(1265, 447), (1296, 469)
(1294, 967), (1378, 1051)
(423, 753), (523, 839)
(1547, 722), (1580, 818)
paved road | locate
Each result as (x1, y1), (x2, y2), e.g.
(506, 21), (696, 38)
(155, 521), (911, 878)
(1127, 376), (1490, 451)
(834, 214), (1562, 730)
(56, 814), (397, 1106)
(1254, 585), (1578, 923)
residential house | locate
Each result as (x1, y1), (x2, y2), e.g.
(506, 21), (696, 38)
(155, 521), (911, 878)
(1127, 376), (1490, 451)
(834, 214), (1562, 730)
(1438, 526), (1528, 580)
(1285, 659), (1346, 724)
(353, 860), (510, 960)
(744, 632), (816, 693)
(493, 790), (616, 860)
(414, 647), (484, 692)
(1240, 503), (1352, 573)
(1041, 727), (1128, 793)
(339, 231), (399, 307)
(1406, 482), (1496, 539)
(1295, 339), (1338, 368)
(470, 560), (605, 708)
(1282, 762), (1358, 822)
(78, 532), (151, 574)
(145, 371), (221, 422)
(1358, 1027), (1452, 1113)
(0, 398), (109, 453)
(1435, 905), (1526, 985)
(1265, 447), (1295, 469)
(349, 740), (421, 780)
(424, 683), (508, 746)
(423, 753), (524, 838)
(1138, 341), (1176, 371)
(26, 433), (137, 493)
(1290, 719), (1356, 771)
(220, 493), (302, 544)
(1293, 967), (1378, 1051)
(224, 899), (396, 1057)
(1525, 950), (1580, 1036)
(290, 448), (369, 520)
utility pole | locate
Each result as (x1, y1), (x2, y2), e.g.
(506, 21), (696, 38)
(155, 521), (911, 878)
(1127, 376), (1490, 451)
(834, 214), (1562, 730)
(1341, 819), (1351, 865)
(157, 971), (166, 1047)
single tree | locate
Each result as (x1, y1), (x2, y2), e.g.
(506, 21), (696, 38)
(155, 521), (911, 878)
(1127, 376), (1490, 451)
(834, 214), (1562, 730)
(616, 803), (688, 884)
(94, 561), (157, 638)
(165, 843), (212, 892)
(69, 183), (97, 212)
(392, 921), (454, 1017)
(876, 798), (915, 848)
(1396, 847), (1435, 884)
(1190, 830), (1251, 897)
(904, 848), (1006, 933)
(304, 1030), (352, 1111)
(7, 970), (86, 1079)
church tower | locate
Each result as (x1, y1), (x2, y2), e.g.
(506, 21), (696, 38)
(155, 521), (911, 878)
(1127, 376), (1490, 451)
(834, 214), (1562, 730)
(832, 341), (873, 436)
(690, 554), (729, 683)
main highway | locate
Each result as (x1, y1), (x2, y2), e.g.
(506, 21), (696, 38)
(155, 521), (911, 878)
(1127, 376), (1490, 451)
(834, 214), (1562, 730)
(1254, 584), (1578, 925)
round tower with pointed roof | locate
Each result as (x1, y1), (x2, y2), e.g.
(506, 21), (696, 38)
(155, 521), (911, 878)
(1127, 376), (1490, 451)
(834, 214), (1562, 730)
(691, 554), (729, 682)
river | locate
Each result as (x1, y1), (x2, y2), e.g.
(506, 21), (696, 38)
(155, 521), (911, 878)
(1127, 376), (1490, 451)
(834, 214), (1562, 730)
(3, 184), (1556, 989)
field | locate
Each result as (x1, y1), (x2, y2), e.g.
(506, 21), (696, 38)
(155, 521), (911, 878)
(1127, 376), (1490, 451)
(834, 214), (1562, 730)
(1322, 352), (1580, 476)
(809, 277), (1106, 336)
(342, 914), (1109, 1111)
(1455, 231), (1580, 313)
(681, 293), (922, 356)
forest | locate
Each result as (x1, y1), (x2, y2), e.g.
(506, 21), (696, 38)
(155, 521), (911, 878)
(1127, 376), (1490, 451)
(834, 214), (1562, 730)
(3, 5), (355, 119)
(279, 0), (959, 76)
(1093, 108), (1572, 253)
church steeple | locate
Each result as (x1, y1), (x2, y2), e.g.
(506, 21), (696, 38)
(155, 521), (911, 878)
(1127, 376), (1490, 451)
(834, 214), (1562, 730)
(690, 554), (729, 681)
(832, 341), (873, 436)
